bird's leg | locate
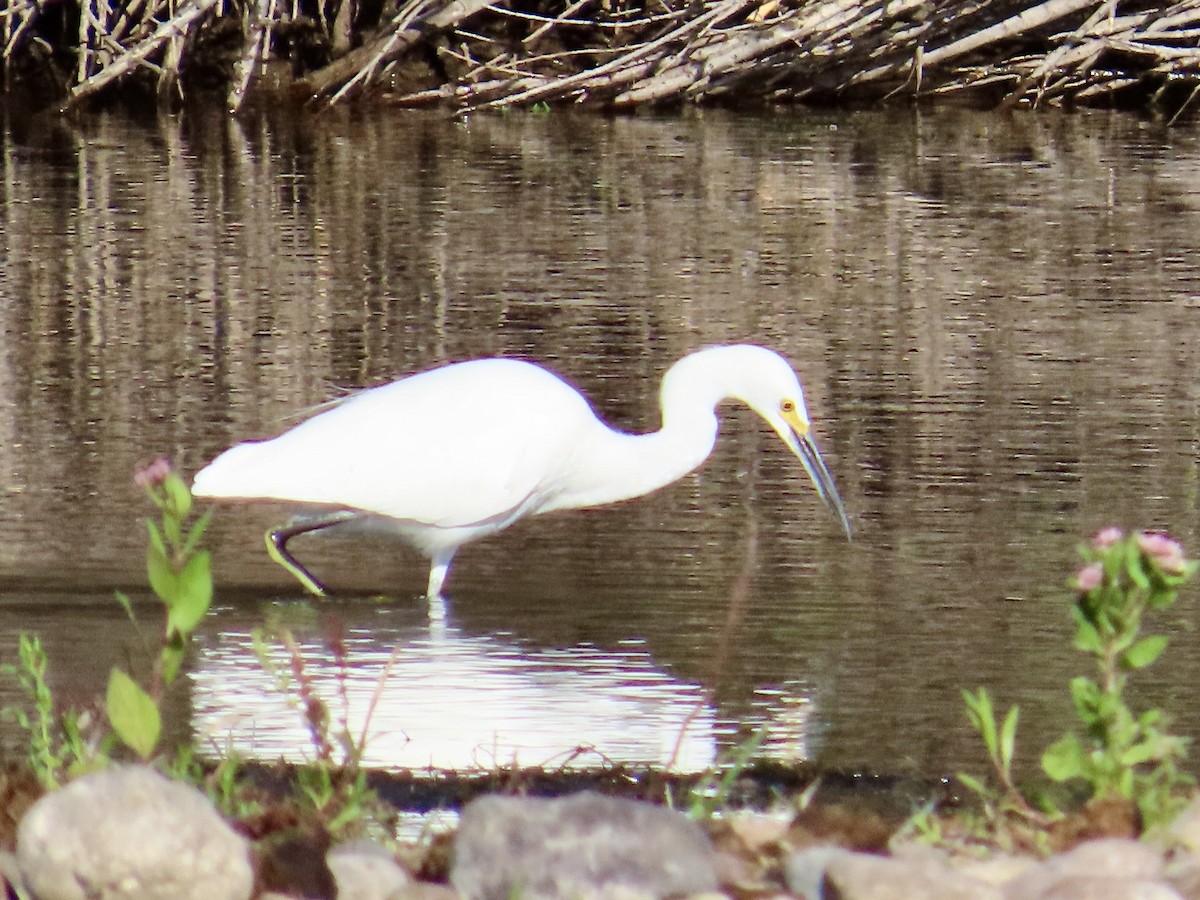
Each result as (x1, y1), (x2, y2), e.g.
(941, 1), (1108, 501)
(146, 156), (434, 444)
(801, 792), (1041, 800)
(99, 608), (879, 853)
(264, 510), (359, 596)
(426, 549), (456, 600)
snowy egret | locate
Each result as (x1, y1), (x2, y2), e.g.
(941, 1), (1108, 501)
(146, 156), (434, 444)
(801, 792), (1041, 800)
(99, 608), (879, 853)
(192, 344), (851, 598)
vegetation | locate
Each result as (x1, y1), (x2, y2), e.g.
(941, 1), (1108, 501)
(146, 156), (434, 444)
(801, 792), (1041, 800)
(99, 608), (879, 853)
(1, 459), (214, 786)
(954, 527), (1196, 845)
(249, 618), (398, 839)
(2, 459), (397, 844)
(4, 0), (1200, 117)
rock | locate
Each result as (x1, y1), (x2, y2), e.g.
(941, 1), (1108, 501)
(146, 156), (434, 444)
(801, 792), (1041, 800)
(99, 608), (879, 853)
(783, 845), (857, 899)
(16, 765), (253, 900)
(1169, 798), (1200, 854)
(1009, 877), (1181, 900)
(327, 840), (411, 900)
(947, 852), (1039, 888)
(392, 886), (459, 899)
(450, 791), (717, 899)
(1, 850), (25, 898)
(725, 811), (790, 852)
(1004, 839), (1165, 900)
(1165, 856), (1200, 899)
(822, 849), (1003, 900)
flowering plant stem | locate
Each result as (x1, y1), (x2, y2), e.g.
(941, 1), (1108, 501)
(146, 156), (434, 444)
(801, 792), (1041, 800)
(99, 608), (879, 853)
(1040, 529), (1195, 825)
(106, 459), (214, 761)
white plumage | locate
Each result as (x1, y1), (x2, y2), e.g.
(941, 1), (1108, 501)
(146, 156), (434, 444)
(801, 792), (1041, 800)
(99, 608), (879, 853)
(193, 344), (850, 598)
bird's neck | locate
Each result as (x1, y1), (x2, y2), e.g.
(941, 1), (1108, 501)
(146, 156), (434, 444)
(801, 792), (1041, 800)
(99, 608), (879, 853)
(545, 403), (719, 512)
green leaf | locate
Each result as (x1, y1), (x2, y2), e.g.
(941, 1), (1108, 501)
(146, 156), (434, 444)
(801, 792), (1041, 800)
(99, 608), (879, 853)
(113, 590), (137, 624)
(1121, 740), (1163, 767)
(159, 640), (186, 687)
(146, 544), (177, 605)
(182, 509), (213, 559)
(1125, 542), (1150, 589)
(106, 669), (160, 760)
(145, 519), (167, 558)
(1122, 635), (1168, 671)
(166, 550), (212, 637)
(1147, 588), (1177, 611)
(1070, 677), (1101, 720)
(1071, 608), (1103, 653)
(963, 688), (997, 753)
(163, 472), (193, 519)
(1042, 734), (1086, 782)
(1000, 704), (1019, 769)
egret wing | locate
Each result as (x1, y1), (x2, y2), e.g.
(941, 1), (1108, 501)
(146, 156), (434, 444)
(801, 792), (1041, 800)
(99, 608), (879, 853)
(194, 359), (594, 529)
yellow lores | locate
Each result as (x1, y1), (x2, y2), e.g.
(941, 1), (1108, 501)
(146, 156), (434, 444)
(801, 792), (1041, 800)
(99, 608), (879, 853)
(193, 344), (851, 599)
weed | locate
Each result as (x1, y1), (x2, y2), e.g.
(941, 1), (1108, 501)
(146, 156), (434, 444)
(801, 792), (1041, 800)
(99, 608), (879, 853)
(954, 528), (1195, 842)
(685, 726), (766, 820)
(2, 458), (213, 783)
(0, 636), (97, 789)
(105, 458), (214, 760)
(251, 616), (398, 840)
(1041, 528), (1195, 829)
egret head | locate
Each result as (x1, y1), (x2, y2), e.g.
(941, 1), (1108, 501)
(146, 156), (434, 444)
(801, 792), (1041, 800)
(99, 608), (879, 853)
(675, 345), (852, 539)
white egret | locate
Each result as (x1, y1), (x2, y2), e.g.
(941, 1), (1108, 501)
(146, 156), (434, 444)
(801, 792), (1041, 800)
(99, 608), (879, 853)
(192, 344), (851, 598)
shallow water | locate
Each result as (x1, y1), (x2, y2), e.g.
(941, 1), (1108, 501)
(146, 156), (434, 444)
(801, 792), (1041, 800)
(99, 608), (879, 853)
(0, 104), (1198, 777)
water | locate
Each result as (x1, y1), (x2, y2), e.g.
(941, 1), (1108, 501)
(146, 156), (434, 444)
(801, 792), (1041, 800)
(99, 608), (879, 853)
(0, 104), (1198, 778)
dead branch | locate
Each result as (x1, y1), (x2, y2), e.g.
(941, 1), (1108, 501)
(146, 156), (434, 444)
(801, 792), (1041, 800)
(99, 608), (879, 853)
(302, 0), (494, 101)
(63, 0), (221, 109)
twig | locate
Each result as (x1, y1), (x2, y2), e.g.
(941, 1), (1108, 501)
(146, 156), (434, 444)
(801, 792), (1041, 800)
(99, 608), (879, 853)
(523, 0), (591, 45)
(1003, 0), (1118, 108)
(228, 0), (274, 112)
(302, 0), (493, 102)
(63, 0), (220, 108)
(471, 0), (749, 110)
(613, 0), (864, 106)
(849, 0), (1102, 89)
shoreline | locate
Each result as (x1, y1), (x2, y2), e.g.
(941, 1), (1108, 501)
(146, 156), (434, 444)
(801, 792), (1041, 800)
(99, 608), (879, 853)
(6, 1), (1200, 119)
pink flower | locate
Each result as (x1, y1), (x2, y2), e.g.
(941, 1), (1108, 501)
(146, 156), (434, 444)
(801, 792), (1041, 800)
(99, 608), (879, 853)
(1080, 564), (1104, 592)
(1076, 563), (1104, 592)
(1092, 527), (1124, 551)
(1137, 532), (1187, 575)
(133, 457), (173, 488)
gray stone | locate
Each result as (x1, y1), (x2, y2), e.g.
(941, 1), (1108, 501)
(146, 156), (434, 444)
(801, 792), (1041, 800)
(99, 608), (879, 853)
(1165, 856), (1200, 900)
(947, 852), (1039, 888)
(783, 845), (856, 899)
(1014, 877), (1181, 900)
(1169, 798), (1200, 854)
(327, 840), (411, 900)
(17, 765), (253, 900)
(1004, 839), (1165, 900)
(450, 791), (717, 900)
(823, 849), (1003, 900)
(1, 850), (26, 898)
(391, 885), (461, 899)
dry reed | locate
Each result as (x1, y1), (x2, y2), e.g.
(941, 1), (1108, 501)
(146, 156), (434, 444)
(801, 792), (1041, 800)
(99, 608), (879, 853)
(2, 0), (1195, 115)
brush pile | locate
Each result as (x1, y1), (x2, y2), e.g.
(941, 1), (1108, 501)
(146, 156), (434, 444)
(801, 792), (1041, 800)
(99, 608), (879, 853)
(5, 0), (1199, 115)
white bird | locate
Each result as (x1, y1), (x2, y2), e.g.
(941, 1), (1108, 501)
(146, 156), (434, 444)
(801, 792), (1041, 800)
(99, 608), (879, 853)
(192, 344), (851, 599)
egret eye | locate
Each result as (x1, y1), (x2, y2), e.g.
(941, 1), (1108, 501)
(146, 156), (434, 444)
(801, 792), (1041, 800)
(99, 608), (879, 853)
(780, 399), (796, 414)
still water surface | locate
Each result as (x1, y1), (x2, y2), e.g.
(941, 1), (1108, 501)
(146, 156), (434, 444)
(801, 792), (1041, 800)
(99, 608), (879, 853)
(0, 105), (1198, 777)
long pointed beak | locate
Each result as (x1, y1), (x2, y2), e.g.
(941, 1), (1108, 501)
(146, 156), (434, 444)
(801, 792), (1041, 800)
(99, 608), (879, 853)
(780, 412), (852, 540)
